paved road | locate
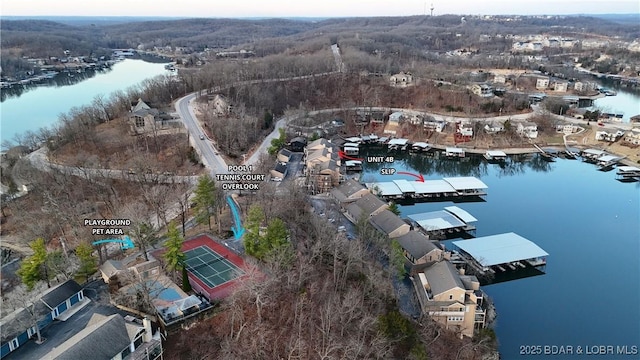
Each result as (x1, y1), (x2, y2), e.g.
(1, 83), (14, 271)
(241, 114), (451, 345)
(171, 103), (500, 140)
(175, 93), (229, 176)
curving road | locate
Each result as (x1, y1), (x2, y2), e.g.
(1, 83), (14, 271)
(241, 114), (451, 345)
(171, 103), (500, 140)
(176, 93), (229, 176)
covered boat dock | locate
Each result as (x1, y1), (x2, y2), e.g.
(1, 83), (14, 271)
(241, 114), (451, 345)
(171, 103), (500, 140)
(408, 206), (477, 238)
(367, 176), (488, 200)
(452, 233), (548, 275)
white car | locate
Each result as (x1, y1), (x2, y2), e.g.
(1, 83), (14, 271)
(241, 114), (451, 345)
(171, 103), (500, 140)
(199, 134), (205, 140)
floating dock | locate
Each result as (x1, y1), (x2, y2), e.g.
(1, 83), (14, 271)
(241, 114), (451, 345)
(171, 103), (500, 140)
(483, 150), (507, 162)
(581, 149), (608, 163)
(408, 206), (477, 238)
(616, 166), (640, 181)
(367, 176), (488, 200)
(444, 147), (465, 158)
(452, 232), (548, 276)
(596, 154), (623, 171)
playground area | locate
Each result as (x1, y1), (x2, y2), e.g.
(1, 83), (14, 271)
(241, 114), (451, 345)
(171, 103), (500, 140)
(180, 234), (247, 300)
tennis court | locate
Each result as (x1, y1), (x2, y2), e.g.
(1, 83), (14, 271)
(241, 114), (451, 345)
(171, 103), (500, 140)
(184, 245), (243, 288)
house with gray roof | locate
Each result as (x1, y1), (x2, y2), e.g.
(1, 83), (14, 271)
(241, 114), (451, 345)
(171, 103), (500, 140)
(368, 210), (411, 238)
(1, 280), (86, 358)
(344, 193), (388, 223)
(44, 314), (162, 360)
(396, 230), (444, 266)
(414, 261), (487, 338)
(330, 179), (370, 204)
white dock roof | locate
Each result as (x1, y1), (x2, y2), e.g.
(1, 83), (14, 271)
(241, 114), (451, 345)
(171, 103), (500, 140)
(409, 210), (467, 231)
(597, 154), (621, 162)
(583, 149), (606, 156)
(345, 137), (362, 143)
(446, 147), (464, 154)
(486, 150), (507, 157)
(617, 166), (640, 173)
(413, 142), (430, 148)
(388, 138), (409, 146)
(345, 160), (362, 166)
(368, 182), (403, 196)
(412, 180), (457, 194)
(443, 177), (488, 190)
(453, 233), (548, 267)
(444, 206), (477, 223)
(393, 179), (416, 193)
(343, 142), (360, 148)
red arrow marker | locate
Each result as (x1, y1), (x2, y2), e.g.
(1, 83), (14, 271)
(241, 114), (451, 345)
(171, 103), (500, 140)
(338, 150), (364, 161)
(397, 171), (425, 182)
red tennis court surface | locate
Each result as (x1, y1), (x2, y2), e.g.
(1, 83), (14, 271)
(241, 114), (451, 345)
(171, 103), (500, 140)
(152, 234), (247, 301)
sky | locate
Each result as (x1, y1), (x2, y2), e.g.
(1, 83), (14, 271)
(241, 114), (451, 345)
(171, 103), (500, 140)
(2, 0), (639, 17)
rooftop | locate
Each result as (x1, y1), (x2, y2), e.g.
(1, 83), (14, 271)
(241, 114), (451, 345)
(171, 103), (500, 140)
(442, 177), (488, 191)
(453, 232), (549, 267)
(422, 261), (465, 297)
(396, 230), (439, 259)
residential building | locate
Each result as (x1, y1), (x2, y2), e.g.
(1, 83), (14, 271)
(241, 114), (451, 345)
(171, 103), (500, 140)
(535, 77), (549, 90)
(1, 280), (86, 358)
(128, 99), (174, 135)
(43, 314), (162, 360)
(517, 122), (539, 139)
(99, 254), (161, 284)
(277, 148), (292, 163)
(623, 128), (640, 145)
(344, 193), (388, 223)
(414, 261), (486, 338)
(556, 124), (579, 135)
(305, 138), (341, 194)
(368, 210), (411, 238)
(595, 129), (625, 142)
(492, 75), (506, 84)
(484, 121), (505, 134)
(390, 72), (414, 87)
(470, 83), (494, 97)
(396, 230), (444, 266)
(330, 179), (370, 204)
(553, 81), (568, 92)
(271, 162), (288, 180)
(289, 137), (307, 152)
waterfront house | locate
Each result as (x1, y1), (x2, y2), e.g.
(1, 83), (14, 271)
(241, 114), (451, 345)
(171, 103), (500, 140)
(344, 193), (388, 223)
(595, 129), (624, 142)
(330, 179), (370, 205)
(1, 280), (86, 358)
(484, 121), (505, 134)
(368, 210), (411, 238)
(492, 75), (506, 84)
(517, 122), (539, 139)
(623, 128), (640, 145)
(553, 81), (568, 92)
(414, 260), (486, 338)
(396, 230), (444, 267)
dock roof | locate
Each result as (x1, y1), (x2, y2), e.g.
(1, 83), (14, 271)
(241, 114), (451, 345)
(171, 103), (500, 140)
(582, 149), (606, 156)
(597, 154), (621, 162)
(445, 147), (464, 154)
(444, 206), (477, 223)
(409, 210), (466, 231)
(412, 180), (457, 194)
(393, 179), (416, 193)
(388, 138), (409, 146)
(453, 232), (548, 267)
(368, 182), (404, 196)
(486, 150), (507, 157)
(443, 177), (488, 190)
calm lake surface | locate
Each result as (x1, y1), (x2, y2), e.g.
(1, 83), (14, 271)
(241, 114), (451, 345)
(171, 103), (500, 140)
(359, 148), (639, 359)
(0, 59), (170, 144)
(593, 87), (640, 122)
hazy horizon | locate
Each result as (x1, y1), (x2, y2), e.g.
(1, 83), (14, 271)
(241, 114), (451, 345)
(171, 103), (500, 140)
(3, 0), (639, 18)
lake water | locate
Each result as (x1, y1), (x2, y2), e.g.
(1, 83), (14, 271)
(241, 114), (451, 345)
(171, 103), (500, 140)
(593, 87), (640, 122)
(0, 59), (170, 144)
(358, 148), (640, 359)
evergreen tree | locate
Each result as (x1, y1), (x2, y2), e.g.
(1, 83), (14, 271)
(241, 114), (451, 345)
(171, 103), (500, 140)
(75, 242), (97, 282)
(268, 128), (286, 155)
(243, 205), (265, 257)
(164, 222), (186, 282)
(388, 202), (401, 216)
(193, 174), (217, 230)
(17, 238), (48, 290)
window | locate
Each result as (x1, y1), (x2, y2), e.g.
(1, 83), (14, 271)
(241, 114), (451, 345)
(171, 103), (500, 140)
(449, 294), (453, 300)
(9, 338), (19, 351)
(135, 117), (145, 127)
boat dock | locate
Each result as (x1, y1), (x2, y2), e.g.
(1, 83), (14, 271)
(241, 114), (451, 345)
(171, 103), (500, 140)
(444, 147), (465, 158)
(483, 150), (507, 162)
(616, 166), (640, 181)
(596, 154), (623, 171)
(452, 232), (549, 276)
(367, 176), (488, 201)
(581, 149), (608, 163)
(408, 206), (477, 239)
